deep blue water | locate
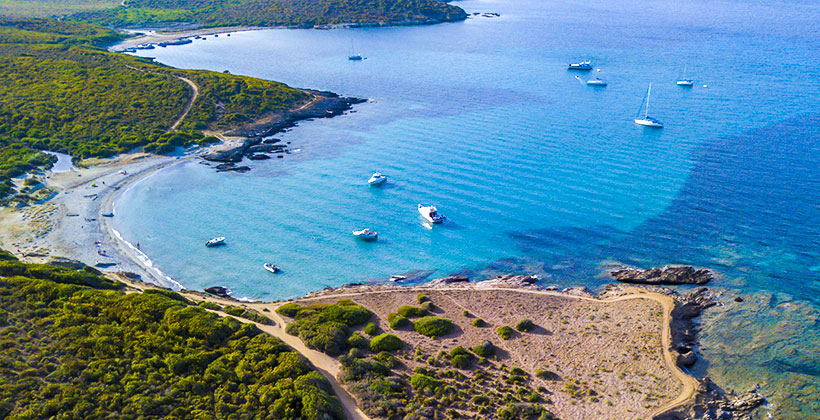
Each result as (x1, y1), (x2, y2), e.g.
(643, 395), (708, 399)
(115, 0), (820, 415)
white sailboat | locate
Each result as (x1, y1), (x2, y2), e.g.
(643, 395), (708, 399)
(676, 65), (694, 87)
(634, 83), (663, 128)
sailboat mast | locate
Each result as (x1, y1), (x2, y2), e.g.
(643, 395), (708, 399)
(645, 83), (652, 119)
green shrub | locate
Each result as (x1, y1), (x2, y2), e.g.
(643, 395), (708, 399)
(223, 305), (271, 325)
(281, 300), (372, 356)
(348, 332), (369, 349)
(535, 369), (560, 381)
(471, 340), (496, 357)
(413, 316), (454, 338)
(363, 322), (379, 335)
(417, 294), (428, 303)
(197, 301), (221, 311)
(410, 374), (443, 394)
(387, 313), (410, 329)
(143, 288), (190, 304)
(397, 305), (428, 318)
(497, 326), (515, 340)
(462, 310), (471, 317)
(515, 318), (536, 332)
(510, 367), (527, 376)
(420, 301), (435, 312)
(451, 354), (472, 369)
(376, 351), (401, 368)
(472, 318), (486, 327)
(369, 333), (404, 352)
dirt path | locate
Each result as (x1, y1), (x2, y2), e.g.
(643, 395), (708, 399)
(169, 76), (198, 131)
(123, 64), (199, 132)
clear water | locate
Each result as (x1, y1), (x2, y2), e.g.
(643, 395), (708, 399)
(117, 0), (820, 416)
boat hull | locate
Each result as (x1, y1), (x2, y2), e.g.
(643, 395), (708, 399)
(368, 177), (387, 186)
(676, 80), (694, 86)
(634, 118), (663, 128)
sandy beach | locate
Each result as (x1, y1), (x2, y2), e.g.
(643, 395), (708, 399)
(0, 151), (205, 288)
(108, 26), (264, 52)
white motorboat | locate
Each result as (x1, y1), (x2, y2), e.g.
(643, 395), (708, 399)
(418, 204), (445, 224)
(353, 228), (378, 240)
(676, 65), (694, 86)
(264, 263), (280, 273)
(389, 275), (407, 282)
(568, 60), (593, 70)
(634, 83), (663, 128)
(205, 237), (226, 247)
(368, 172), (387, 186)
(587, 78), (608, 86)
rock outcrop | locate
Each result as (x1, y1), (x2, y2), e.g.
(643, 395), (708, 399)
(610, 265), (714, 285)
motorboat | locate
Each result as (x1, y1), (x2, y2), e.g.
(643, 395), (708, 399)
(368, 172), (387, 186)
(348, 54), (363, 61)
(634, 83), (663, 128)
(389, 275), (407, 282)
(587, 78), (608, 86)
(677, 65), (694, 86)
(353, 228), (378, 240)
(206, 237), (226, 247)
(568, 60), (593, 70)
(264, 263), (280, 273)
(418, 204), (445, 224)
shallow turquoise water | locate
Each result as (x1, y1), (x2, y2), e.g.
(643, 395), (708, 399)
(117, 0), (820, 415)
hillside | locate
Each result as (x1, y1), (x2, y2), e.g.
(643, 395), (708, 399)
(4, 0), (467, 29)
(0, 19), (312, 201)
(0, 255), (344, 419)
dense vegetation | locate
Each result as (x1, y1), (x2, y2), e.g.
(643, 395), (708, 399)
(0, 19), (306, 199)
(412, 316), (454, 338)
(68, 0), (466, 29)
(0, 256), (344, 419)
(277, 300), (372, 356)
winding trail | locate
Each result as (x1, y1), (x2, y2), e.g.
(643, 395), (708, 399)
(123, 64), (199, 132)
(169, 76), (198, 131)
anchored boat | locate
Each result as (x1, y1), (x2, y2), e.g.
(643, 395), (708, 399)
(353, 228), (378, 241)
(264, 263), (280, 273)
(418, 204), (445, 224)
(205, 237), (226, 247)
(368, 172), (387, 186)
(634, 83), (663, 128)
(568, 60), (593, 70)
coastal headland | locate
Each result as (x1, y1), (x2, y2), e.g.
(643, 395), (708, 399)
(112, 272), (764, 420)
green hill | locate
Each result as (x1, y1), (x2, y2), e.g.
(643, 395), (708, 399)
(0, 255), (343, 419)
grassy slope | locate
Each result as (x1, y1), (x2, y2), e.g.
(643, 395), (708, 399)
(7, 0), (466, 29)
(0, 0), (121, 18)
(0, 18), (307, 199)
(0, 257), (344, 419)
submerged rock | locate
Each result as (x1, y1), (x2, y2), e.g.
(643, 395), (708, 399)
(610, 265), (714, 285)
(204, 286), (230, 298)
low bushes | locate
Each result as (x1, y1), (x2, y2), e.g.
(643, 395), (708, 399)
(449, 346), (474, 369)
(515, 318), (536, 332)
(497, 325), (515, 340)
(413, 316), (454, 338)
(348, 332), (369, 349)
(397, 305), (428, 318)
(472, 318), (486, 327)
(370, 333), (404, 352)
(278, 299), (372, 356)
(410, 373), (443, 394)
(364, 322), (379, 335)
(223, 305), (271, 325)
(387, 313), (410, 329)
(471, 340), (496, 357)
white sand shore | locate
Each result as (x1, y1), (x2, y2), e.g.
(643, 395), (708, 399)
(0, 151), (210, 289)
(108, 26), (264, 52)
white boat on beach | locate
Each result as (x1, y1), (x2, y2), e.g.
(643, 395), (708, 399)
(353, 228), (378, 240)
(368, 172), (387, 186)
(264, 263), (280, 273)
(634, 83), (663, 128)
(418, 204), (445, 224)
(205, 237), (226, 247)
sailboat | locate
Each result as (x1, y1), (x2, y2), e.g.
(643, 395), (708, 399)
(677, 65), (694, 86)
(634, 83), (663, 128)
(348, 39), (364, 61)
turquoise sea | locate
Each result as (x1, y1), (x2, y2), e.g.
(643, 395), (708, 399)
(117, 0), (820, 416)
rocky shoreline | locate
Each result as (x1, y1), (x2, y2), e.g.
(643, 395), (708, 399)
(609, 265), (715, 285)
(201, 90), (365, 171)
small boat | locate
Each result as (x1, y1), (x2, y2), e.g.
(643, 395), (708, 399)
(264, 263), (280, 273)
(368, 172), (387, 186)
(634, 83), (663, 128)
(353, 228), (378, 241)
(568, 60), (593, 70)
(676, 65), (694, 87)
(389, 275), (407, 282)
(587, 78), (608, 86)
(418, 204), (445, 224)
(205, 237), (226, 247)
(101, 212), (114, 217)
(348, 54), (363, 61)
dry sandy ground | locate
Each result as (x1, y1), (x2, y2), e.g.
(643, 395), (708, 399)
(169, 279), (693, 420)
(108, 26), (263, 52)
